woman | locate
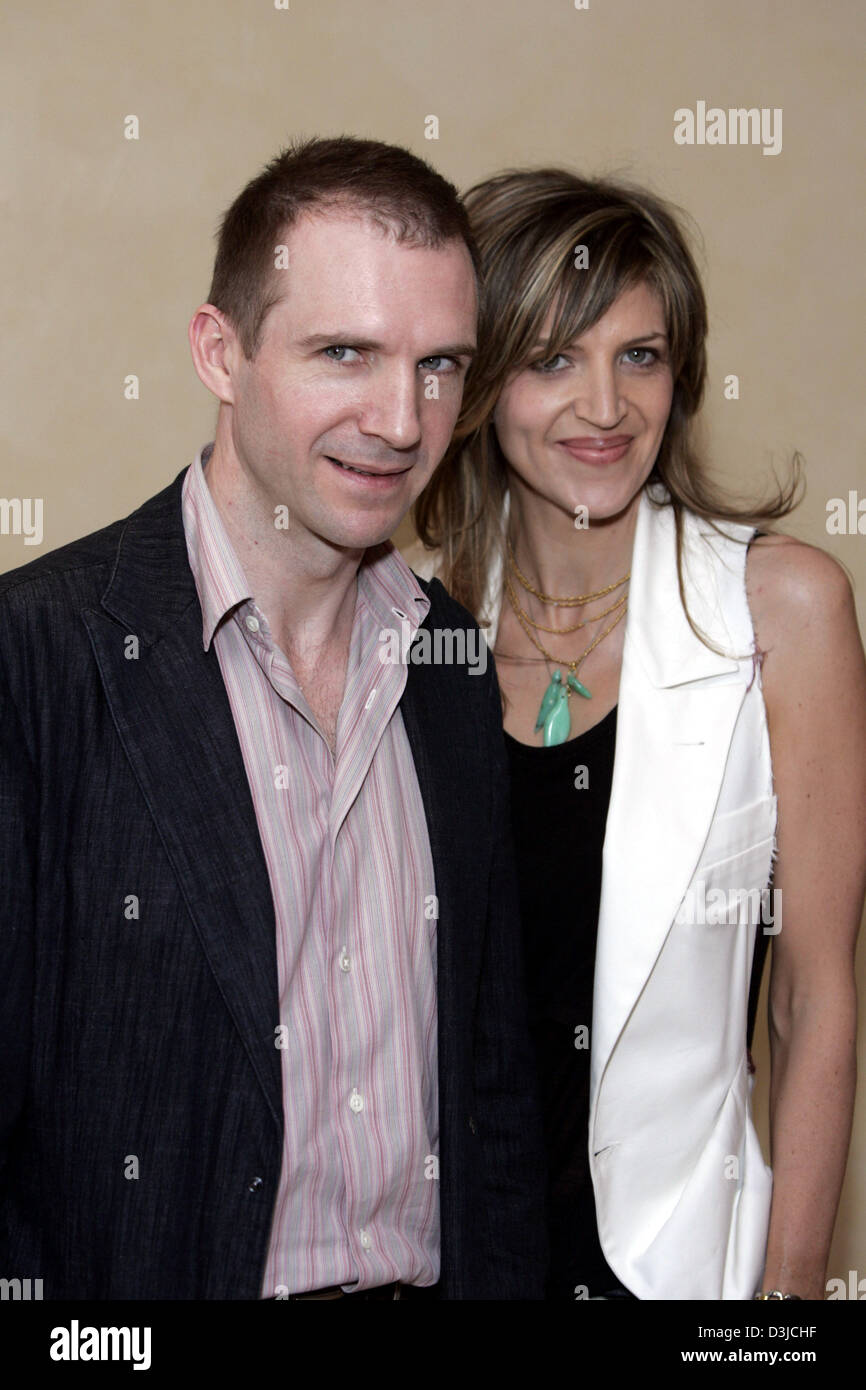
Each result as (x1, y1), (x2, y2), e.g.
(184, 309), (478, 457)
(405, 170), (866, 1300)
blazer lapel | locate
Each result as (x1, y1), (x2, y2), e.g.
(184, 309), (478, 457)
(400, 599), (486, 1067)
(83, 470), (283, 1129)
(590, 491), (750, 1093)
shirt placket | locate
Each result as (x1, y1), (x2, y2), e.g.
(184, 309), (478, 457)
(244, 606), (352, 1288)
(326, 599), (414, 1282)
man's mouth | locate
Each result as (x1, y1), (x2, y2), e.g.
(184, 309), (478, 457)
(327, 456), (411, 479)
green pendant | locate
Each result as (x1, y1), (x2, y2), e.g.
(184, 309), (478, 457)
(543, 685), (571, 746)
(535, 669), (563, 731)
(567, 672), (592, 700)
(535, 668), (593, 747)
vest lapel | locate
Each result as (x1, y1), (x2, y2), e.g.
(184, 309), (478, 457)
(590, 492), (751, 1097)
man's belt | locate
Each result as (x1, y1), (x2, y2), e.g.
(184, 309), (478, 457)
(281, 1281), (437, 1301)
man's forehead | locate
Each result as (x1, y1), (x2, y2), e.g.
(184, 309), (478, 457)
(270, 209), (477, 334)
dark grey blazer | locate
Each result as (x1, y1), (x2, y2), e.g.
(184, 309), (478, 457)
(0, 468), (546, 1300)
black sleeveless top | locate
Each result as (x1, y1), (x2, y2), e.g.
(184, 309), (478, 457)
(504, 707), (624, 1299)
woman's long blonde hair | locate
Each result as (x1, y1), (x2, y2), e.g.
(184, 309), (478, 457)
(412, 168), (800, 630)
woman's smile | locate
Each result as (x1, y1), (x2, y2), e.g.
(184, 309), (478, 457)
(554, 435), (634, 464)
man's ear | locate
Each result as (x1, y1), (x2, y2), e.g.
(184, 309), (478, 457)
(188, 305), (243, 404)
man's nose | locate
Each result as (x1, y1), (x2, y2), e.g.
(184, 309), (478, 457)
(359, 364), (423, 450)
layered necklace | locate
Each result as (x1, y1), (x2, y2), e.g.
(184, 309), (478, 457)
(503, 534), (629, 746)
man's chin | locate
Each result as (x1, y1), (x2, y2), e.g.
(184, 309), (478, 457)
(338, 525), (399, 553)
(332, 497), (420, 549)
(317, 513), (406, 556)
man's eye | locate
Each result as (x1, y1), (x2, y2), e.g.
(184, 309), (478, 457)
(323, 346), (361, 363)
(419, 356), (458, 373)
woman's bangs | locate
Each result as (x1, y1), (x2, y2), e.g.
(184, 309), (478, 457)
(543, 240), (649, 359)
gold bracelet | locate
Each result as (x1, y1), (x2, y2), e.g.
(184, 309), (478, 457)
(753, 1290), (802, 1300)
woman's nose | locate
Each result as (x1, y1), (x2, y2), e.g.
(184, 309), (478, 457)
(570, 362), (625, 429)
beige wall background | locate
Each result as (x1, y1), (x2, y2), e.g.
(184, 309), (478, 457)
(3, 0), (864, 1288)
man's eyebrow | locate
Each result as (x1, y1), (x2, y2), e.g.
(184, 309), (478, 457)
(430, 343), (477, 359)
(296, 332), (476, 358)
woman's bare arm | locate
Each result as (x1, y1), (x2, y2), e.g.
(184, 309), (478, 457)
(748, 535), (866, 1300)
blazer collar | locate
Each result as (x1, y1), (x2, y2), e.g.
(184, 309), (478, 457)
(100, 467), (199, 639)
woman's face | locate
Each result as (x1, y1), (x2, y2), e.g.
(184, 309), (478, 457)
(492, 281), (675, 526)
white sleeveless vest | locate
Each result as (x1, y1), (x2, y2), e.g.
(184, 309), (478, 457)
(404, 485), (776, 1299)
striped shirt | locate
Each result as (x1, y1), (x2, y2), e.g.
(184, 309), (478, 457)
(182, 446), (439, 1296)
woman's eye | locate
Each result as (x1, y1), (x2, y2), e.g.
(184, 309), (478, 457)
(531, 353), (569, 373)
(323, 345), (361, 363)
(623, 347), (657, 366)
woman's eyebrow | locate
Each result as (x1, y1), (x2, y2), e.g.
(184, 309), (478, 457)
(530, 330), (669, 351)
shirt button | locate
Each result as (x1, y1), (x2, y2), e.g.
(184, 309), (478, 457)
(247, 1175), (264, 1192)
(349, 1087), (364, 1114)
(245, 615), (260, 633)
(364, 688), (377, 711)
(339, 948), (352, 973)
(359, 1228), (372, 1251)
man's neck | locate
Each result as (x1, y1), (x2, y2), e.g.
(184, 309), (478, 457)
(203, 439), (363, 662)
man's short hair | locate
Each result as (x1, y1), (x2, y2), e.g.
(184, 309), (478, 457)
(207, 135), (479, 358)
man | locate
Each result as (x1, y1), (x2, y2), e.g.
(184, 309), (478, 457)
(0, 137), (546, 1299)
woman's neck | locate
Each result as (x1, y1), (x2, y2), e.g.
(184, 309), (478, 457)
(506, 478), (641, 600)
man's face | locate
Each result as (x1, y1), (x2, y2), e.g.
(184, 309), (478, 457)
(224, 210), (477, 551)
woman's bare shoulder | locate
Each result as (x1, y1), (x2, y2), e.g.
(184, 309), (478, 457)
(746, 532), (855, 641)
(745, 532), (864, 728)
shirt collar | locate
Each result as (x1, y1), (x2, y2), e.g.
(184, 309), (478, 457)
(358, 541), (431, 636)
(182, 444), (253, 651)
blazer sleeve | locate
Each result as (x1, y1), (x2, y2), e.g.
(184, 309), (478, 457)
(471, 664), (548, 1298)
(0, 649), (36, 1196)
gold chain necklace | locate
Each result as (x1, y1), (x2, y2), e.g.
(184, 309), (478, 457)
(506, 534), (630, 606)
(503, 536), (629, 746)
(504, 567), (628, 635)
